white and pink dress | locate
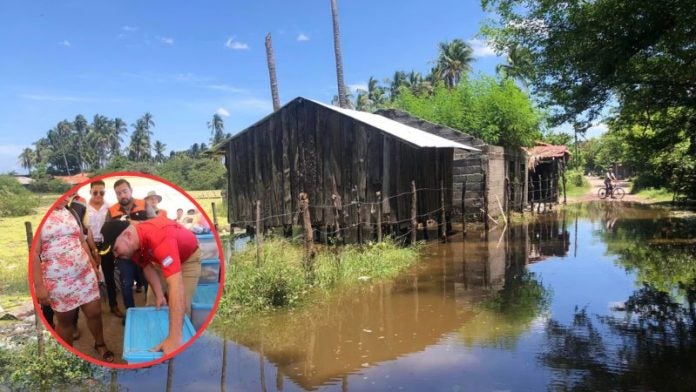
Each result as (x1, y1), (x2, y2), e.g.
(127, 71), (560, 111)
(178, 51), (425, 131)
(40, 207), (100, 312)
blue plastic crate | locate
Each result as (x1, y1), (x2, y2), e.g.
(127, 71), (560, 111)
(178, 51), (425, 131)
(122, 307), (196, 364)
(199, 258), (220, 284)
(191, 283), (219, 329)
(196, 233), (219, 260)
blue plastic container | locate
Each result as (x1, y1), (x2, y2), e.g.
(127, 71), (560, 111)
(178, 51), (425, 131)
(199, 258), (220, 284)
(122, 307), (196, 364)
(191, 283), (219, 329)
(196, 233), (219, 260)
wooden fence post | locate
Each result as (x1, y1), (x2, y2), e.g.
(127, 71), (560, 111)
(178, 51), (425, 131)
(411, 181), (417, 244)
(562, 165), (568, 205)
(440, 180), (447, 242)
(211, 202), (219, 231)
(483, 172), (489, 232)
(25, 221), (43, 357)
(530, 177), (535, 214)
(461, 177), (467, 237)
(255, 200), (262, 268)
(332, 193), (343, 244)
(505, 177), (510, 219)
(300, 192), (315, 261)
(537, 175), (543, 213)
(376, 191), (383, 242)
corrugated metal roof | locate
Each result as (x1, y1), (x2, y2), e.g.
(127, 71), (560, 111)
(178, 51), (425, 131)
(309, 99), (479, 151)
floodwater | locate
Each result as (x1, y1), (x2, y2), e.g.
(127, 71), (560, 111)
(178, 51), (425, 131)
(111, 201), (696, 391)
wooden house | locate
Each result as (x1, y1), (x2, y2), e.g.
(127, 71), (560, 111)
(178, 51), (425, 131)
(220, 97), (478, 239)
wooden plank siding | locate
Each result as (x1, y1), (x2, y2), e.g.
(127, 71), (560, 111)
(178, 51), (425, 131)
(225, 98), (454, 230)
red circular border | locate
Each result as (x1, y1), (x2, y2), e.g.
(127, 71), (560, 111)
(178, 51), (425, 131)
(27, 171), (226, 369)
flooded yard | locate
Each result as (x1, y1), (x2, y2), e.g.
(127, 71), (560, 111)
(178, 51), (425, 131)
(112, 202), (696, 391)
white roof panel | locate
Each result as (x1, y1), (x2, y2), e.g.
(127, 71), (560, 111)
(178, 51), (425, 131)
(309, 99), (479, 151)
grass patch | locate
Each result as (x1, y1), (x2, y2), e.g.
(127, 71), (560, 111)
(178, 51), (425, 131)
(0, 194), (58, 309)
(631, 187), (673, 203)
(0, 339), (103, 390)
(186, 190), (228, 227)
(564, 170), (591, 198)
(216, 237), (422, 324)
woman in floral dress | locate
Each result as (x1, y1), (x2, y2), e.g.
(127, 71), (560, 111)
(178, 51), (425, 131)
(31, 198), (114, 362)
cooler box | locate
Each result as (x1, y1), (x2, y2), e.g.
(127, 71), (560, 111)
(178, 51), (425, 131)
(191, 283), (219, 330)
(196, 233), (219, 260)
(123, 307), (196, 364)
(199, 258), (220, 284)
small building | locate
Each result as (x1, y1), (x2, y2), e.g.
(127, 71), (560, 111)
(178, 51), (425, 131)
(523, 142), (571, 206)
(221, 97), (478, 239)
(376, 109), (528, 218)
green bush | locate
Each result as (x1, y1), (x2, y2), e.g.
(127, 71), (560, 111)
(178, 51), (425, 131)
(0, 175), (39, 217)
(0, 340), (103, 390)
(26, 178), (71, 194)
(566, 168), (587, 188)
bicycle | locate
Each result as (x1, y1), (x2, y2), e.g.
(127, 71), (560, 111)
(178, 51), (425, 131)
(598, 182), (625, 199)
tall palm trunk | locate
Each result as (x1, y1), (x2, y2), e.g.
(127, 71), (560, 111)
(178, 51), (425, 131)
(331, 0), (348, 108)
(265, 33), (281, 111)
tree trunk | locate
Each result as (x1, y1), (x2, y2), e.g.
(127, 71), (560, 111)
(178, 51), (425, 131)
(330, 0), (348, 108)
(265, 33), (281, 112)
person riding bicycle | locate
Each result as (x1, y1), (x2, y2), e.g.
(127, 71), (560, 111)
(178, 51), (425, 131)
(604, 167), (618, 197)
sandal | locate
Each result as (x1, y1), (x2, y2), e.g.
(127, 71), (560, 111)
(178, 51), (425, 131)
(94, 342), (115, 363)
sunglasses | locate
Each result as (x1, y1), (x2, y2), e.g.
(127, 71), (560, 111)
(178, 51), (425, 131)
(92, 190), (105, 196)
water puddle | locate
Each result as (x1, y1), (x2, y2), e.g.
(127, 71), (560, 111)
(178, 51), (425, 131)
(109, 202), (696, 391)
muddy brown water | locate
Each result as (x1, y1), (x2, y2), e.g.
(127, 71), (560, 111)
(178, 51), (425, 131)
(102, 202), (696, 391)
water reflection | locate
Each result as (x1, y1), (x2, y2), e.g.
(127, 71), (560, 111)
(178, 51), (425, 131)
(109, 202), (696, 391)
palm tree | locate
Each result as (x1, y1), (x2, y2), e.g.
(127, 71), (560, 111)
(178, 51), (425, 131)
(330, 0), (348, 108)
(153, 140), (167, 163)
(496, 44), (533, 85)
(265, 33), (281, 111)
(389, 71), (408, 100)
(73, 114), (88, 170)
(367, 77), (387, 107)
(18, 148), (36, 173)
(208, 114), (226, 146)
(110, 118), (128, 156)
(436, 39), (474, 89)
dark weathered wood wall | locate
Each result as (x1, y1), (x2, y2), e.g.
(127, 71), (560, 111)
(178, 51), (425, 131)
(225, 98), (453, 229)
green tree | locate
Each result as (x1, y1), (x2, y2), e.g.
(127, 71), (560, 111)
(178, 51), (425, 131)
(394, 76), (542, 148)
(436, 39), (474, 89)
(208, 113), (226, 146)
(153, 140), (167, 163)
(18, 148), (36, 172)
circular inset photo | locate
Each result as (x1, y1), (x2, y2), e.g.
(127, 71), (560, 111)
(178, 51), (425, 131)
(28, 172), (225, 368)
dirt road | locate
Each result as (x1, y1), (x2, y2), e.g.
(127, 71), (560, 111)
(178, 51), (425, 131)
(569, 176), (644, 204)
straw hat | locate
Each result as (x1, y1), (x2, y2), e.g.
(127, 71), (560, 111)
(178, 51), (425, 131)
(145, 190), (162, 202)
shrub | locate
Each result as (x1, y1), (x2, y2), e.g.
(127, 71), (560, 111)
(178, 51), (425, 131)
(0, 175), (39, 217)
(566, 168), (587, 188)
(0, 340), (103, 390)
(26, 178), (71, 194)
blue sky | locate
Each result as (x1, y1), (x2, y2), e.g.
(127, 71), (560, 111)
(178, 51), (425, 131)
(0, 0), (603, 173)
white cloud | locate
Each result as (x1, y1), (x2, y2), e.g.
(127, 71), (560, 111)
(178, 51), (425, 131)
(215, 107), (230, 117)
(468, 38), (498, 58)
(59, 40), (71, 47)
(205, 84), (246, 93)
(225, 36), (249, 50)
(19, 93), (93, 102)
(586, 122), (609, 138)
(297, 33), (310, 42)
(161, 37), (174, 45)
(348, 82), (368, 93)
(122, 25), (138, 32)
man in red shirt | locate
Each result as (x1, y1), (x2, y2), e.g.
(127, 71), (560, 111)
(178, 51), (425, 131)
(101, 216), (202, 355)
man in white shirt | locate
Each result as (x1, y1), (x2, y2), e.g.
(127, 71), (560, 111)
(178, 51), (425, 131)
(605, 167), (618, 197)
(86, 180), (124, 318)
